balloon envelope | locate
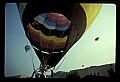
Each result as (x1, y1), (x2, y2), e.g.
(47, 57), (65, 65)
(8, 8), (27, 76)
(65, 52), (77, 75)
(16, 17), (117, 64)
(17, 3), (102, 68)
(95, 37), (99, 41)
(25, 45), (31, 52)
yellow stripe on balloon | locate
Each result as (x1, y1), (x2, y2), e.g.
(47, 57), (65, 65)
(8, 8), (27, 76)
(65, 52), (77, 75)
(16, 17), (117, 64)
(39, 30), (68, 43)
(27, 23), (68, 43)
(80, 3), (102, 31)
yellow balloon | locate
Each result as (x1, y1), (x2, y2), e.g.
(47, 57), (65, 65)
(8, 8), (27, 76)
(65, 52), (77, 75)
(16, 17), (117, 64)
(64, 3), (102, 56)
(80, 3), (102, 31)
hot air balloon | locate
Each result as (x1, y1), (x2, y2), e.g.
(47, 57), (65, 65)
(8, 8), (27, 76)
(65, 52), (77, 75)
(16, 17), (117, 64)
(17, 3), (102, 77)
(95, 37), (99, 41)
(25, 45), (31, 52)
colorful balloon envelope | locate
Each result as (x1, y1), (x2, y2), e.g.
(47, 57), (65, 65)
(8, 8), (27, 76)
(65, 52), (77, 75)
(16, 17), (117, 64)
(17, 3), (102, 68)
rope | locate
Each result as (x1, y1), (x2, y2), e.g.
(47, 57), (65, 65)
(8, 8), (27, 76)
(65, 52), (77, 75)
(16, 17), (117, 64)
(54, 54), (67, 70)
(44, 13), (67, 66)
(37, 22), (46, 66)
(29, 49), (35, 71)
(45, 31), (65, 63)
(46, 29), (51, 52)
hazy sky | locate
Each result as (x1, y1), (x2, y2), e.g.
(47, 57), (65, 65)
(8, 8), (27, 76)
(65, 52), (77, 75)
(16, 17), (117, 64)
(5, 3), (116, 77)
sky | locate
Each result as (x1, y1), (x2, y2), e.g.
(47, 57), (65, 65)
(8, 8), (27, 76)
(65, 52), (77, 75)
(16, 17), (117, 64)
(5, 3), (116, 77)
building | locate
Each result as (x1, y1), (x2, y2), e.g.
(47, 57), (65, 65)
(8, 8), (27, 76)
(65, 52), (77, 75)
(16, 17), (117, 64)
(70, 63), (115, 78)
(49, 63), (115, 78)
(46, 71), (69, 78)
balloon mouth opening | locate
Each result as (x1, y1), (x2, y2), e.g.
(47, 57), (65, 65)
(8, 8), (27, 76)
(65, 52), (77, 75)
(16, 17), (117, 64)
(33, 45), (64, 55)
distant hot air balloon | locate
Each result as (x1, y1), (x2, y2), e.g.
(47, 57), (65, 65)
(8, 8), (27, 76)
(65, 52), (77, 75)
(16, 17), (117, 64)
(95, 37), (99, 41)
(25, 45), (31, 52)
(82, 65), (84, 67)
(17, 3), (102, 76)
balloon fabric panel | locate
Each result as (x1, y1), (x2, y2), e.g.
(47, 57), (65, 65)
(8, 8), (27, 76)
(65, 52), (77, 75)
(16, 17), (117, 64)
(27, 22), (69, 49)
(34, 13), (70, 31)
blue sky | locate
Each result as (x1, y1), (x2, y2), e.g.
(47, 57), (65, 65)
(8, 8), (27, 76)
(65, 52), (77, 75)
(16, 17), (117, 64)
(5, 3), (116, 77)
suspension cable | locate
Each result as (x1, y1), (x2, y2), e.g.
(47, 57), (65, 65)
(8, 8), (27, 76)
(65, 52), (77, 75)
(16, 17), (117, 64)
(54, 54), (67, 70)
(46, 29), (51, 52)
(46, 30), (65, 63)
(37, 21), (46, 67)
(29, 49), (35, 71)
